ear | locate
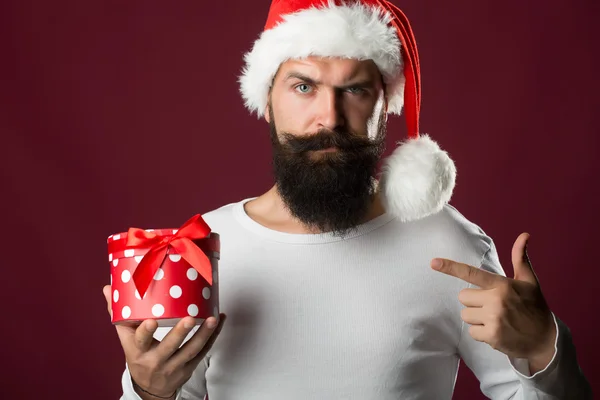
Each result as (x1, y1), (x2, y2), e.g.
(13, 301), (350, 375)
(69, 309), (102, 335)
(264, 102), (271, 123)
(379, 74), (389, 117)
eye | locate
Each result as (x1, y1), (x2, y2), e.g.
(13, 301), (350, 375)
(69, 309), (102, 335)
(294, 84), (313, 94)
(346, 87), (366, 95)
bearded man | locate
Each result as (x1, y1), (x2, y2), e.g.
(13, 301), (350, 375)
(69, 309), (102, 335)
(105, 1), (591, 399)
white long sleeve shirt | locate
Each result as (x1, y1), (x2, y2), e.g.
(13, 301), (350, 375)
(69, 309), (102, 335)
(120, 198), (591, 399)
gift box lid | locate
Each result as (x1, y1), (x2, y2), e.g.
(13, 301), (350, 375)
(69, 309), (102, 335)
(107, 229), (220, 260)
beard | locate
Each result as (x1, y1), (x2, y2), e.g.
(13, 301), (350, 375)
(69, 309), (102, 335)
(269, 106), (386, 237)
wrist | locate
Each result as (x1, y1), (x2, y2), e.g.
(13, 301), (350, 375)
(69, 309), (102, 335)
(132, 379), (177, 400)
(527, 349), (554, 374)
(527, 321), (557, 374)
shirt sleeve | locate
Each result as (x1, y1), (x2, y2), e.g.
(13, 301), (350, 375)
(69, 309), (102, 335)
(119, 326), (210, 400)
(457, 240), (592, 399)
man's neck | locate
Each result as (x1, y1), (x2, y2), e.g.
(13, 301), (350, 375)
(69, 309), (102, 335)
(243, 185), (386, 234)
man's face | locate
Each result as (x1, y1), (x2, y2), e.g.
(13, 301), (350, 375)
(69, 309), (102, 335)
(267, 56), (387, 236)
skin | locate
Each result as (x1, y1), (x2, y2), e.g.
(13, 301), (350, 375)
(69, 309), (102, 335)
(245, 56), (388, 234)
(103, 58), (556, 396)
(247, 57), (556, 374)
(432, 233), (556, 375)
(102, 285), (226, 399)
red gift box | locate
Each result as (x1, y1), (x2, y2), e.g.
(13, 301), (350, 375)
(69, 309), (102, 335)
(107, 215), (220, 327)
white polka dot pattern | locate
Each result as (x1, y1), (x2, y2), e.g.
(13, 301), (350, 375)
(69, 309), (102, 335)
(107, 229), (219, 326)
(169, 285), (182, 298)
(152, 304), (165, 317)
(153, 268), (164, 280)
(187, 268), (198, 281)
(188, 304), (199, 317)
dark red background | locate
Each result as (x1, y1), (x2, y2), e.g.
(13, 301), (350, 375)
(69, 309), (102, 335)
(1, 1), (597, 398)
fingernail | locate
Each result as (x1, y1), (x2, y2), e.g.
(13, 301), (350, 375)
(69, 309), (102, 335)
(183, 318), (195, 329)
(431, 259), (443, 269)
(146, 320), (158, 333)
(206, 318), (217, 329)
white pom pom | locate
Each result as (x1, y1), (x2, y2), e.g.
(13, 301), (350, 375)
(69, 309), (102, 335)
(379, 134), (457, 222)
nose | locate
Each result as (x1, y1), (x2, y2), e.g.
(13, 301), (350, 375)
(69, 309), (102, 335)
(316, 88), (345, 131)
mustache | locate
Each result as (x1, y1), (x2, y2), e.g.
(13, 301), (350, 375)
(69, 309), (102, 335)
(278, 129), (382, 153)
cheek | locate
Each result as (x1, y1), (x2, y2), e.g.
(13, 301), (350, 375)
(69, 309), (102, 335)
(343, 103), (380, 137)
(272, 92), (312, 134)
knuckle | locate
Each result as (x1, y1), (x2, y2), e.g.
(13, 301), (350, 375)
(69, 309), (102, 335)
(189, 336), (208, 353)
(466, 267), (478, 283)
(184, 349), (201, 362)
(193, 327), (211, 342)
(161, 363), (177, 377)
(134, 339), (147, 351)
(176, 343), (202, 363)
(437, 261), (448, 272)
(171, 327), (192, 343)
(142, 356), (161, 373)
(468, 325), (478, 336)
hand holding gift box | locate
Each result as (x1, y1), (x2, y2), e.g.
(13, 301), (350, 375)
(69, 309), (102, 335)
(103, 214), (226, 399)
(108, 214), (221, 327)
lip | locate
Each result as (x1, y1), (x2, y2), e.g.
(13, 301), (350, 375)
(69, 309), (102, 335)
(313, 147), (339, 153)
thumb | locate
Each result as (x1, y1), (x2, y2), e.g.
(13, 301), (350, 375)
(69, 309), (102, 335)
(103, 285), (113, 318)
(512, 232), (539, 285)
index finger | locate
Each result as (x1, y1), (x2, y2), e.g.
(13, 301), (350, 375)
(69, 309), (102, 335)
(153, 316), (206, 361)
(431, 258), (503, 289)
(133, 320), (159, 352)
(113, 319), (158, 354)
(103, 285), (151, 351)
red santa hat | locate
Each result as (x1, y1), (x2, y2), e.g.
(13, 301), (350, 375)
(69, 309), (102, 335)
(239, 0), (457, 222)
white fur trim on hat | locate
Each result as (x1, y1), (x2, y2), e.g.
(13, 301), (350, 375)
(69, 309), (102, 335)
(379, 134), (457, 222)
(239, 1), (405, 117)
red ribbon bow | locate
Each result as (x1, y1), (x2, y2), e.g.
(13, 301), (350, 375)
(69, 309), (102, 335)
(126, 214), (213, 298)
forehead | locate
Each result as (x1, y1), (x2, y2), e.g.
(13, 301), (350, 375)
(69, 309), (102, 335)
(275, 56), (382, 81)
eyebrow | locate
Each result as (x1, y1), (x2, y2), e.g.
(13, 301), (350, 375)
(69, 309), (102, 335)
(284, 72), (320, 85)
(283, 72), (376, 89)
